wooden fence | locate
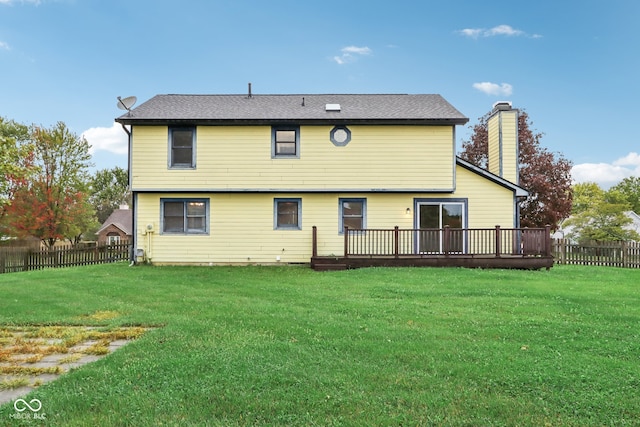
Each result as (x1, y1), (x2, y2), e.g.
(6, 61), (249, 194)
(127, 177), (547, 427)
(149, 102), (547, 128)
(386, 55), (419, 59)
(552, 239), (640, 268)
(0, 242), (132, 274)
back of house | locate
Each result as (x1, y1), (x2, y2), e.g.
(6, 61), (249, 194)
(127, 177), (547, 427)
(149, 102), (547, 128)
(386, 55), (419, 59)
(116, 93), (527, 265)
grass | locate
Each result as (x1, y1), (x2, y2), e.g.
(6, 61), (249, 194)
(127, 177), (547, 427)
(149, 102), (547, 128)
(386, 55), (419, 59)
(0, 264), (639, 426)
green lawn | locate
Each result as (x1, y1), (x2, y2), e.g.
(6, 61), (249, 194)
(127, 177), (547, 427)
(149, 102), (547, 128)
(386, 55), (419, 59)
(1, 264), (639, 426)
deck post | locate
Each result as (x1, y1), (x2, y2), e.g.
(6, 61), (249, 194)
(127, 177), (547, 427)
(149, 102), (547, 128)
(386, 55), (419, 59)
(495, 225), (501, 258)
(444, 225), (450, 257)
(344, 226), (349, 259)
(312, 226), (318, 258)
(394, 226), (399, 258)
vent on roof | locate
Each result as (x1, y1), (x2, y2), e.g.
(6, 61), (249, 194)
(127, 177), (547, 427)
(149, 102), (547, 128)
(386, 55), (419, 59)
(325, 103), (341, 112)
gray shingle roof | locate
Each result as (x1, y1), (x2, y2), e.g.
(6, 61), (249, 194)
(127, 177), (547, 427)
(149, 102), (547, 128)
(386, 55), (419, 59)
(96, 209), (133, 236)
(116, 94), (468, 125)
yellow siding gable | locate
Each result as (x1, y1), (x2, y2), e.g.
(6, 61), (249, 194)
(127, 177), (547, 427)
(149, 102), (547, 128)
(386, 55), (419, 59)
(130, 125), (455, 192)
(455, 164), (515, 228)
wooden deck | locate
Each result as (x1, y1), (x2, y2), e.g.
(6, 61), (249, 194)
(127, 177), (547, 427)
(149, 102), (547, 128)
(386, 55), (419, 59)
(311, 225), (553, 271)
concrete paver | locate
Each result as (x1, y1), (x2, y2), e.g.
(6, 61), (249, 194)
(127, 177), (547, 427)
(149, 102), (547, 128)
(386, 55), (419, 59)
(0, 326), (146, 406)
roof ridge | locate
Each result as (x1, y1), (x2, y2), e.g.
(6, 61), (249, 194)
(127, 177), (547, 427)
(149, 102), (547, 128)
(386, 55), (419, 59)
(159, 93), (424, 96)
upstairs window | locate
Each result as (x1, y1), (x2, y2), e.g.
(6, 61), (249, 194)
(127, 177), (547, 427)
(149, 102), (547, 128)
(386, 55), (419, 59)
(169, 127), (195, 168)
(272, 126), (299, 158)
(162, 199), (208, 234)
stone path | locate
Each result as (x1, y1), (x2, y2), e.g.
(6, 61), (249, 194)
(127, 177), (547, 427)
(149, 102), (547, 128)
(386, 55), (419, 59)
(0, 326), (145, 406)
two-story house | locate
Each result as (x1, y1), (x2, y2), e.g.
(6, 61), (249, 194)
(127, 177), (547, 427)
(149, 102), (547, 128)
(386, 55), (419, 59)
(116, 93), (532, 266)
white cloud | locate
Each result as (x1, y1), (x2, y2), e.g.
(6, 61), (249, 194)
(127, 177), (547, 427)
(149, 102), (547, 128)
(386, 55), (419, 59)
(82, 123), (128, 156)
(613, 152), (640, 167)
(0, 0), (42, 4)
(0, 0), (41, 4)
(473, 82), (513, 96)
(572, 152), (640, 189)
(342, 46), (371, 55)
(0, 41), (9, 50)
(333, 45), (372, 65)
(486, 24), (523, 37)
(458, 24), (537, 39)
(459, 28), (483, 38)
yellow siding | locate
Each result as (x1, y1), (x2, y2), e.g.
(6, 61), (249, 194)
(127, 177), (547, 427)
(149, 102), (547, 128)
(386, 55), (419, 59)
(131, 125), (455, 191)
(455, 166), (515, 228)
(135, 165), (515, 265)
(499, 110), (518, 184)
(487, 113), (501, 177)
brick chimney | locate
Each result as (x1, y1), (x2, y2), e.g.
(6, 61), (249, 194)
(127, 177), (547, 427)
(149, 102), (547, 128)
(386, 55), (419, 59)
(487, 101), (519, 184)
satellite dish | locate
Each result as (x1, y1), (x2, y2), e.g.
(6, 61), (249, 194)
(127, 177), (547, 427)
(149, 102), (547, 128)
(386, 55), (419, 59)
(117, 96), (137, 111)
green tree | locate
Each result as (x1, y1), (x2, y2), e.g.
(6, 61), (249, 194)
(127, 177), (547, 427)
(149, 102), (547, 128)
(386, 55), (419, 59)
(571, 182), (605, 215)
(0, 118), (35, 235)
(459, 109), (573, 229)
(90, 167), (131, 224)
(564, 183), (639, 242)
(609, 176), (640, 213)
(3, 122), (95, 247)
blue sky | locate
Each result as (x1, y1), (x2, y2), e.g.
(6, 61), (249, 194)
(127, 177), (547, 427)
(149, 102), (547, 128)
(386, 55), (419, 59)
(1, 0), (639, 188)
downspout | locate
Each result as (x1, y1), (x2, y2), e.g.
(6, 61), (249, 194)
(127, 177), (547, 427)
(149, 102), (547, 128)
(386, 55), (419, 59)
(119, 123), (136, 266)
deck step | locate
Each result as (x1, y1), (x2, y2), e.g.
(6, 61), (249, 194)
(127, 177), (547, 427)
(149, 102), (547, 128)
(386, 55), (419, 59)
(312, 263), (348, 271)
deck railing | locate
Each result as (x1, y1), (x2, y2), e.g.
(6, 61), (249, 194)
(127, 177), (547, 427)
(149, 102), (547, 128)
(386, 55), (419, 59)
(313, 225), (552, 258)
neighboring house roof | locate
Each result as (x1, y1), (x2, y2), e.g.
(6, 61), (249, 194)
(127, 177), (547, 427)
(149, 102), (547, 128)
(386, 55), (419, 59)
(456, 157), (528, 197)
(627, 211), (640, 233)
(115, 94), (469, 126)
(96, 209), (133, 236)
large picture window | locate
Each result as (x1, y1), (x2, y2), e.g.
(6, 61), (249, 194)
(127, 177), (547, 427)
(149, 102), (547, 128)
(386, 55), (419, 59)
(272, 126), (299, 158)
(162, 199), (208, 234)
(339, 198), (366, 233)
(274, 198), (301, 229)
(169, 127), (195, 168)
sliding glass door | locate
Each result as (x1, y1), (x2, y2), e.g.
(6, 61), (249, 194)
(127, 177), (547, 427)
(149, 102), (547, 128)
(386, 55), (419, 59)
(417, 202), (465, 253)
